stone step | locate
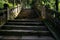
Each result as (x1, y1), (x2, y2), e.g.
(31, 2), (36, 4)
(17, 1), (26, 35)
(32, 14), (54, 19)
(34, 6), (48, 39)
(0, 36), (54, 40)
(1, 25), (47, 31)
(8, 19), (40, 22)
(0, 30), (50, 36)
(6, 22), (43, 25)
(0, 30), (49, 32)
(5, 24), (44, 26)
(2, 25), (45, 27)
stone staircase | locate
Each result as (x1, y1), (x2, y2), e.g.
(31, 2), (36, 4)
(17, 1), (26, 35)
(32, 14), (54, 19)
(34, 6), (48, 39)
(0, 19), (55, 40)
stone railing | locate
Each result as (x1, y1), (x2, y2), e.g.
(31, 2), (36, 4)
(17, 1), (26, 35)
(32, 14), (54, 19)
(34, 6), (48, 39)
(44, 6), (60, 40)
(34, 4), (60, 40)
(33, 5), (46, 20)
(7, 4), (22, 20)
(0, 9), (7, 27)
(0, 4), (22, 27)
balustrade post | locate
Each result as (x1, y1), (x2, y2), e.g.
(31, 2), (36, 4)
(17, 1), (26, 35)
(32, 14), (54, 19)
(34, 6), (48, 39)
(5, 9), (7, 22)
(7, 8), (10, 20)
(41, 6), (46, 19)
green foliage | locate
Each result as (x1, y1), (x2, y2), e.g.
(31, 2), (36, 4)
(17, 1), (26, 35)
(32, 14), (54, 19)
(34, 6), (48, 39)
(58, 1), (60, 12)
(0, 0), (18, 9)
(40, 0), (60, 12)
(41, 0), (56, 10)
